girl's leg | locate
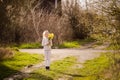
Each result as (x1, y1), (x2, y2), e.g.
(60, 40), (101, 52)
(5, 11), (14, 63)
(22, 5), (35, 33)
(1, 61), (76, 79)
(44, 50), (51, 70)
(47, 51), (50, 67)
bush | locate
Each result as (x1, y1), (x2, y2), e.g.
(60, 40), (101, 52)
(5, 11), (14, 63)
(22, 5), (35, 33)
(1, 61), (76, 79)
(63, 3), (98, 39)
(0, 48), (14, 60)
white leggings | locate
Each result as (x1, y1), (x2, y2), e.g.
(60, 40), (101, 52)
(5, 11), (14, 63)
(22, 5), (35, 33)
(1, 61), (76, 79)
(44, 50), (51, 67)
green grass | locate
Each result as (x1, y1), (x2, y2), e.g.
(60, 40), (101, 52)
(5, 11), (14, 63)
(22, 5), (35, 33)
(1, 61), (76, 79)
(24, 56), (77, 80)
(92, 41), (104, 48)
(81, 38), (96, 44)
(75, 53), (110, 80)
(3, 38), (95, 49)
(24, 53), (110, 80)
(58, 41), (80, 48)
(0, 51), (43, 79)
(0, 42), (42, 49)
(58, 38), (95, 48)
(106, 44), (120, 50)
(104, 52), (120, 80)
(19, 42), (42, 49)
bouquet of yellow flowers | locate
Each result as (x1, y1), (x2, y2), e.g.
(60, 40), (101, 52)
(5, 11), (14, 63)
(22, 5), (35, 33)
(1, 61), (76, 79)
(48, 33), (54, 40)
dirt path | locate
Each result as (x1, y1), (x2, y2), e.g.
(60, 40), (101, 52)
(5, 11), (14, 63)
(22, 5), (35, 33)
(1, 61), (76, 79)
(4, 49), (107, 80)
(20, 49), (106, 63)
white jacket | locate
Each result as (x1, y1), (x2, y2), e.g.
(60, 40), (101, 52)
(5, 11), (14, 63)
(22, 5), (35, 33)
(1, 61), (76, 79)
(42, 37), (52, 51)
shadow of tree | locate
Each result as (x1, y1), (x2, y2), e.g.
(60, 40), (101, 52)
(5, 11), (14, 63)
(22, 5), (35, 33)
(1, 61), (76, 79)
(0, 63), (20, 80)
(28, 72), (53, 80)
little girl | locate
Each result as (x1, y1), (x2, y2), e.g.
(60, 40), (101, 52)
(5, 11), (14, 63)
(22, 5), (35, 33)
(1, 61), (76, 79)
(42, 30), (52, 70)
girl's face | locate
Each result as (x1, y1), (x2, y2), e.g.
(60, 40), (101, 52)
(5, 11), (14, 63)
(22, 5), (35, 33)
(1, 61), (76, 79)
(45, 32), (49, 38)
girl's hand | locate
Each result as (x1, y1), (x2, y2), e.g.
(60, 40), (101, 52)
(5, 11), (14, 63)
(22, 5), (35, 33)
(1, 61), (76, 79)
(47, 41), (50, 45)
(47, 40), (52, 46)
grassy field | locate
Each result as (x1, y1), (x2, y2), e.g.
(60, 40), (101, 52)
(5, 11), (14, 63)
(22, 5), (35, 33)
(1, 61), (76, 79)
(24, 56), (77, 80)
(75, 53), (110, 80)
(18, 42), (42, 49)
(58, 41), (81, 48)
(58, 38), (95, 48)
(24, 53), (110, 80)
(100, 52), (120, 80)
(0, 51), (43, 79)
(106, 44), (120, 50)
(12, 38), (95, 49)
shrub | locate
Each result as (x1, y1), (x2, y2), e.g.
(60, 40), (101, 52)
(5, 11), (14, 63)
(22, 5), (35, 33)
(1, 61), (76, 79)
(0, 48), (14, 60)
(63, 3), (98, 39)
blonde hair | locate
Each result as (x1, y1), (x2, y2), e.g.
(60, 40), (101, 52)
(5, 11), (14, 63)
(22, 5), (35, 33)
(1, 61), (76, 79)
(43, 30), (49, 38)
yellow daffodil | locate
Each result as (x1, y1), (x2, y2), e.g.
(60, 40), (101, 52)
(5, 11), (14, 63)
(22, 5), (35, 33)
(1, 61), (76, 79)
(48, 33), (54, 40)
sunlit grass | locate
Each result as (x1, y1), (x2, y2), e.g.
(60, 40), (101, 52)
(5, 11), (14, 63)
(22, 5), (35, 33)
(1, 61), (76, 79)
(24, 56), (77, 80)
(77, 53), (110, 76)
(106, 44), (120, 50)
(99, 52), (120, 80)
(0, 51), (43, 79)
(12, 38), (96, 49)
(59, 41), (80, 48)
(2, 52), (43, 70)
(19, 42), (42, 49)
(58, 38), (95, 48)
(25, 53), (110, 80)
(72, 53), (110, 80)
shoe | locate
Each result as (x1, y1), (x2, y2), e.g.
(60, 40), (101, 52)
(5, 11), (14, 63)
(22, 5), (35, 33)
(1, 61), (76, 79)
(46, 66), (50, 70)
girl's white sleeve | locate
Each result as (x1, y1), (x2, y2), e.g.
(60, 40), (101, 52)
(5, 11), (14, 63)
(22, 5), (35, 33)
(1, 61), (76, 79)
(42, 38), (48, 46)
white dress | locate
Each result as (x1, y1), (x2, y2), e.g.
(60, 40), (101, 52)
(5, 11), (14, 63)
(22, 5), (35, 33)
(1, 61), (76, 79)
(42, 37), (52, 67)
(42, 37), (52, 51)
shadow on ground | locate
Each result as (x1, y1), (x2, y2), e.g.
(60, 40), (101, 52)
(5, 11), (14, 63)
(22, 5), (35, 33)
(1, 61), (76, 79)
(0, 63), (19, 79)
(0, 63), (53, 80)
(51, 69), (85, 77)
(25, 69), (85, 80)
(27, 73), (53, 80)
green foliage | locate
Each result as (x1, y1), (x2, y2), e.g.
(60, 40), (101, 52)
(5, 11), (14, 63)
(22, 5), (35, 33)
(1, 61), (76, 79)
(73, 53), (110, 80)
(58, 41), (80, 48)
(19, 43), (42, 49)
(91, 34), (106, 42)
(25, 53), (110, 80)
(106, 44), (120, 50)
(58, 38), (95, 48)
(96, 52), (120, 80)
(81, 38), (96, 44)
(65, 4), (96, 39)
(0, 51), (43, 79)
(78, 53), (110, 75)
(24, 56), (77, 80)
(51, 57), (76, 72)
